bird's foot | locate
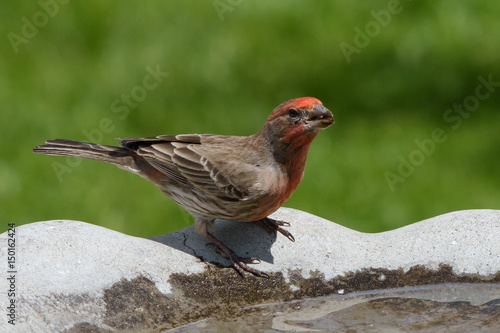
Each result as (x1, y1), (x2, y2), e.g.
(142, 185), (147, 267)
(260, 217), (295, 242)
(206, 231), (269, 278)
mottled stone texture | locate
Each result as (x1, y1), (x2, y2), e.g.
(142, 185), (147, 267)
(0, 209), (498, 332)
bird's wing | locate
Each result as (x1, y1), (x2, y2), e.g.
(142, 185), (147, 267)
(120, 135), (249, 201)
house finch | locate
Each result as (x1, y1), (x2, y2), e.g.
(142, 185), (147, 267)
(33, 97), (334, 277)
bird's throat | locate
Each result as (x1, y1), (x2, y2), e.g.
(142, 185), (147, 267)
(280, 138), (315, 203)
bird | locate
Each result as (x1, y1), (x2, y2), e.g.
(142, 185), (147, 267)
(33, 97), (334, 277)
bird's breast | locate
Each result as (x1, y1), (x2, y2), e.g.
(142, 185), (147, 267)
(244, 162), (304, 221)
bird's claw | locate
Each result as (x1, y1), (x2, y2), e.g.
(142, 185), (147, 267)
(231, 255), (269, 278)
(275, 220), (291, 227)
(206, 231), (269, 278)
(239, 257), (261, 264)
(260, 217), (295, 242)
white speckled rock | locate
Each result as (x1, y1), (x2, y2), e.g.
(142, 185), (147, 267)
(0, 208), (499, 332)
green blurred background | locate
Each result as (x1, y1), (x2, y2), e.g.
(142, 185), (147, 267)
(1, 1), (499, 236)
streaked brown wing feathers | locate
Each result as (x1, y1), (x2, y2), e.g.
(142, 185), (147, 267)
(122, 135), (248, 201)
(172, 146), (248, 201)
(136, 145), (188, 185)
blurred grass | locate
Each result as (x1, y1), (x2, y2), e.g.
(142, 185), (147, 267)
(1, 1), (499, 236)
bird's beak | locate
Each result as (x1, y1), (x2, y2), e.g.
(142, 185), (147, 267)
(309, 104), (334, 129)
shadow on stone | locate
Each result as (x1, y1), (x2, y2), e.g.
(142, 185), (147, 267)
(150, 219), (279, 267)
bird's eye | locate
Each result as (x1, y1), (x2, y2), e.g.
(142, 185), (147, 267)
(288, 108), (300, 118)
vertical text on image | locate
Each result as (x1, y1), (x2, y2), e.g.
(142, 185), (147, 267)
(6, 222), (17, 326)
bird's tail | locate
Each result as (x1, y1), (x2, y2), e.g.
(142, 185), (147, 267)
(33, 139), (133, 166)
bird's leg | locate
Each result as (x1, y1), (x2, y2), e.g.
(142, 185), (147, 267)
(259, 217), (295, 242)
(205, 231), (269, 278)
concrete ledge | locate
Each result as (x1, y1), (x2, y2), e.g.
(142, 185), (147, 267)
(1, 208), (499, 332)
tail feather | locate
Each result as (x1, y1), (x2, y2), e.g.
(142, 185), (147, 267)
(33, 139), (132, 166)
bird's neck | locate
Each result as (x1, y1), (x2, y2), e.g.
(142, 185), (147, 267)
(283, 139), (314, 195)
(262, 126), (317, 189)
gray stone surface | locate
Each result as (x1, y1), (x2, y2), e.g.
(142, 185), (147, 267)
(1, 208), (499, 332)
